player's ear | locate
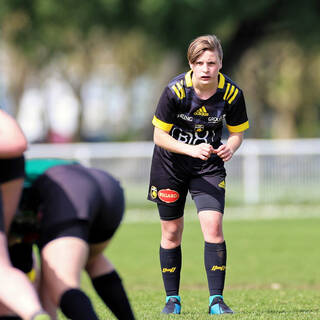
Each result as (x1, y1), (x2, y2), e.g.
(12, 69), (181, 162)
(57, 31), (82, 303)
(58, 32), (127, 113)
(189, 62), (193, 70)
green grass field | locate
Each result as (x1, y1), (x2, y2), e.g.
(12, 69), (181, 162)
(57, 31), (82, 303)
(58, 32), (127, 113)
(60, 205), (320, 320)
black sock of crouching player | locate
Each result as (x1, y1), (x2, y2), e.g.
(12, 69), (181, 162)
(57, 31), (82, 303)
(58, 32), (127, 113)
(92, 270), (135, 320)
(160, 245), (182, 296)
(59, 288), (99, 320)
(204, 241), (227, 296)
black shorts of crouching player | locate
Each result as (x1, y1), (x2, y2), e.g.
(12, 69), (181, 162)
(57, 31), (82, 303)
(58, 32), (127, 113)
(148, 147), (226, 221)
(0, 156), (25, 184)
(32, 164), (125, 250)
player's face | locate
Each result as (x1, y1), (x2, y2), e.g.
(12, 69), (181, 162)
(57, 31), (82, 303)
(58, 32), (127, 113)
(189, 50), (222, 87)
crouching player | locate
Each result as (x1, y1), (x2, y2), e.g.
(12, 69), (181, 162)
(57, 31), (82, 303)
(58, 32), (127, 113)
(6, 158), (135, 320)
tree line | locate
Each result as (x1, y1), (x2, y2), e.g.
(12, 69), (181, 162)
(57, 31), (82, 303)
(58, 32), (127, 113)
(0, 0), (319, 141)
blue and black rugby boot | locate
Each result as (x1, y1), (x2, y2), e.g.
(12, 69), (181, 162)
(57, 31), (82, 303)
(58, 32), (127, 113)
(162, 295), (181, 314)
(209, 295), (234, 315)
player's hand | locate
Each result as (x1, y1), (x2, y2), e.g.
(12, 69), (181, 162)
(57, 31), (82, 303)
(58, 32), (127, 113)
(212, 144), (233, 162)
(191, 143), (214, 161)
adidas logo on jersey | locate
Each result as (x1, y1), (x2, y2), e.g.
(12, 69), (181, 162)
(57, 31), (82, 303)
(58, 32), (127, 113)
(194, 106), (209, 116)
(218, 180), (225, 189)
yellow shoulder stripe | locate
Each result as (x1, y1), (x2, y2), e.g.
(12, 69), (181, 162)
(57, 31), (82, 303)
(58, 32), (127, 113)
(228, 88), (239, 104)
(171, 82), (185, 100)
(223, 83), (230, 100)
(152, 116), (173, 132)
(226, 85), (235, 100)
(227, 121), (249, 133)
(176, 82), (185, 99)
(223, 83), (240, 104)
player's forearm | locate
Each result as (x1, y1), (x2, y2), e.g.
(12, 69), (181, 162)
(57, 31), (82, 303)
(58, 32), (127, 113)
(153, 127), (194, 156)
(226, 132), (244, 155)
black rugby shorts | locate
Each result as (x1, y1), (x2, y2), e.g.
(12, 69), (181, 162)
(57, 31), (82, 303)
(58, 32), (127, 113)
(148, 154), (226, 220)
(34, 164), (125, 249)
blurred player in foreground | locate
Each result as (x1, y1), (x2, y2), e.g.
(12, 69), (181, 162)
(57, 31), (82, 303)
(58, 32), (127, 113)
(0, 110), (49, 320)
(7, 158), (135, 320)
(148, 35), (249, 315)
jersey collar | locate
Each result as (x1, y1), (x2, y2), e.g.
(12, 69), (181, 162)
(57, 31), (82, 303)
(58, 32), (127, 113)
(185, 70), (193, 87)
(185, 70), (226, 90)
(217, 72), (225, 90)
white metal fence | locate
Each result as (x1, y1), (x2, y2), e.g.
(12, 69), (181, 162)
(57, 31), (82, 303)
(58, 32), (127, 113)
(25, 139), (320, 205)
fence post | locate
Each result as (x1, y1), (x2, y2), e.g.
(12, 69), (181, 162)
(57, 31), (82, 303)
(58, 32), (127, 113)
(242, 143), (260, 204)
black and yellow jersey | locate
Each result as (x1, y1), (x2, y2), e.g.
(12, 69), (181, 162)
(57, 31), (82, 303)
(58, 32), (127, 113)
(152, 70), (249, 149)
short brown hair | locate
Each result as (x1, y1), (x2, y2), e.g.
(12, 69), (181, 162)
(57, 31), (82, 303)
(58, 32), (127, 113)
(187, 35), (223, 64)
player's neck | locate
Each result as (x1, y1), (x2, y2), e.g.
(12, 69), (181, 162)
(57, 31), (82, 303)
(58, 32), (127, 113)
(193, 78), (218, 100)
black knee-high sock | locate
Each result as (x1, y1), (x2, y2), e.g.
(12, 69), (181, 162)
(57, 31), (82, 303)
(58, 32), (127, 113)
(160, 245), (182, 296)
(92, 270), (135, 320)
(59, 288), (99, 320)
(204, 241), (227, 296)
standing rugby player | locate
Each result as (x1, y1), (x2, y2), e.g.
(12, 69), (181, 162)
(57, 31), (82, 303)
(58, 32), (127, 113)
(148, 35), (249, 315)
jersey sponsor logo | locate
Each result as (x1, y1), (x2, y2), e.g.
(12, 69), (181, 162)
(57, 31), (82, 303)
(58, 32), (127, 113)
(208, 114), (225, 124)
(211, 265), (226, 271)
(194, 106), (209, 116)
(171, 80), (185, 99)
(150, 186), (157, 199)
(162, 267), (176, 273)
(195, 124), (204, 132)
(172, 127), (215, 145)
(177, 113), (193, 122)
(218, 180), (225, 189)
(158, 189), (180, 203)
